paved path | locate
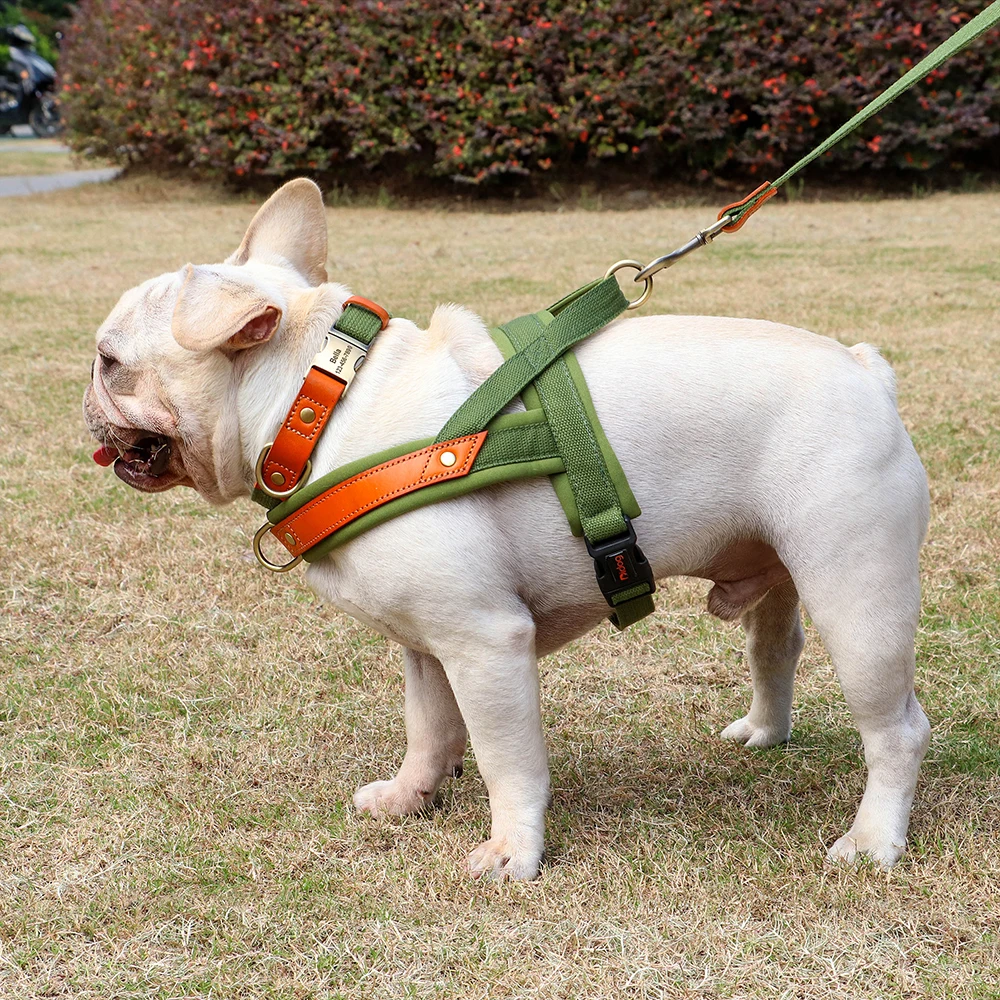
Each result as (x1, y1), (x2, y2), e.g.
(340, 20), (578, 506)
(0, 166), (121, 197)
(0, 131), (119, 196)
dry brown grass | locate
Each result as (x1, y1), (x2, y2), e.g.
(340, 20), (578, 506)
(0, 150), (75, 177)
(1, 178), (999, 999)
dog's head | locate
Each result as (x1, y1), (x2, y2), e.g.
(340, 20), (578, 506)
(83, 179), (330, 503)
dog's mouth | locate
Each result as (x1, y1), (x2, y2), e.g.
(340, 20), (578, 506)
(93, 434), (181, 491)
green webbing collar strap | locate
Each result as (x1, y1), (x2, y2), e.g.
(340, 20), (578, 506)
(636, 0), (1000, 281)
(334, 300), (388, 344)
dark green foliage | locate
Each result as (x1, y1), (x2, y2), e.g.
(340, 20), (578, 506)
(58, 0), (1000, 188)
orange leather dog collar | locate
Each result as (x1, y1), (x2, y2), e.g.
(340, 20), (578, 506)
(270, 432), (488, 558)
(257, 297), (390, 496)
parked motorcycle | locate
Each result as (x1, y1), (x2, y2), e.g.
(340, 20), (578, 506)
(0, 24), (61, 138)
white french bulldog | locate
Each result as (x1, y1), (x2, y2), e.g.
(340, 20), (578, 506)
(84, 179), (931, 879)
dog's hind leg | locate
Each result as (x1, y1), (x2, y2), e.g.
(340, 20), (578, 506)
(721, 579), (804, 748)
(353, 648), (467, 816)
(819, 604), (929, 868)
(789, 478), (930, 868)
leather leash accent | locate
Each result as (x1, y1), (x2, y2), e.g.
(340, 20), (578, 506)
(717, 182), (776, 233)
(269, 432), (487, 559)
(256, 296), (390, 497)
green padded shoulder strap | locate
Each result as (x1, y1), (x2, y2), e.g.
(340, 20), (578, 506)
(436, 276), (656, 630)
(436, 277), (625, 443)
(498, 309), (654, 629)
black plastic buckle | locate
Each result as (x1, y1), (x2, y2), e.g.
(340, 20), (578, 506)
(585, 517), (656, 609)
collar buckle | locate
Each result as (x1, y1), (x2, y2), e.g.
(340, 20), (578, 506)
(311, 330), (369, 389)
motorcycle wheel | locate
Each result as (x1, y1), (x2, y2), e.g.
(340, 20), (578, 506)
(28, 97), (62, 138)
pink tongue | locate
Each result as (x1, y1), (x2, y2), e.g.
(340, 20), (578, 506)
(93, 446), (118, 467)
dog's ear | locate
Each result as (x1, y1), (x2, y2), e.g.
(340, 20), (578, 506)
(226, 178), (328, 285)
(171, 264), (283, 353)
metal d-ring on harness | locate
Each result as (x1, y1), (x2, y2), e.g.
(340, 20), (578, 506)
(252, 1), (1000, 628)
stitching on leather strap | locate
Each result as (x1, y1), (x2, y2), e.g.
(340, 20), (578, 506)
(263, 458), (298, 477)
(277, 435), (484, 551)
(281, 393), (331, 442)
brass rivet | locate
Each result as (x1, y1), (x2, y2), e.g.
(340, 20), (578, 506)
(300, 407), (316, 424)
(440, 450), (457, 467)
(284, 532), (295, 546)
(269, 471), (286, 486)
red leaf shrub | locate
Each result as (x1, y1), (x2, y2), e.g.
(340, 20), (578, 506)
(58, 0), (1000, 188)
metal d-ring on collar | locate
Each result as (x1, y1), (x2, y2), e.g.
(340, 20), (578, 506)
(254, 445), (312, 500)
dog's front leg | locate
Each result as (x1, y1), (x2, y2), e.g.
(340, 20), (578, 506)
(354, 648), (467, 815)
(440, 616), (549, 880)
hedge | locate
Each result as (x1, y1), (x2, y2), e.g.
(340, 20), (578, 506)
(58, 0), (1000, 189)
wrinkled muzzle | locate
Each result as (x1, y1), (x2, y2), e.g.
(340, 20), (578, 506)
(83, 380), (188, 493)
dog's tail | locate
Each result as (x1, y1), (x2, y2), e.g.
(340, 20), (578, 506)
(849, 342), (897, 404)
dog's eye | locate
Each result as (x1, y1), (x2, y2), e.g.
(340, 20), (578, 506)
(99, 352), (119, 371)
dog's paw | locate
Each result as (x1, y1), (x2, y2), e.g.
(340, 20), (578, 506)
(353, 779), (434, 817)
(719, 714), (790, 749)
(468, 836), (542, 881)
(826, 831), (906, 869)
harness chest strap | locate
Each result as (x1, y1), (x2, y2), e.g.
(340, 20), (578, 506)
(256, 296), (390, 497)
(270, 433), (487, 558)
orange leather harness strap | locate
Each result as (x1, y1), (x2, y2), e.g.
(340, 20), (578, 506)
(257, 296), (389, 496)
(270, 432), (488, 558)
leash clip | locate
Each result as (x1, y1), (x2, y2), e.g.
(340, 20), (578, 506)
(585, 516), (656, 609)
(634, 216), (732, 283)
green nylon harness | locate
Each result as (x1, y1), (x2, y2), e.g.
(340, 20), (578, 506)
(254, 276), (657, 630)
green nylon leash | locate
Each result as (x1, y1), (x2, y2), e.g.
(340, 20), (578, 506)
(735, 0), (1000, 225)
(636, 0), (1000, 281)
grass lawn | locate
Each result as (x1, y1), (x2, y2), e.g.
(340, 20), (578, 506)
(0, 148), (76, 177)
(1, 177), (999, 998)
